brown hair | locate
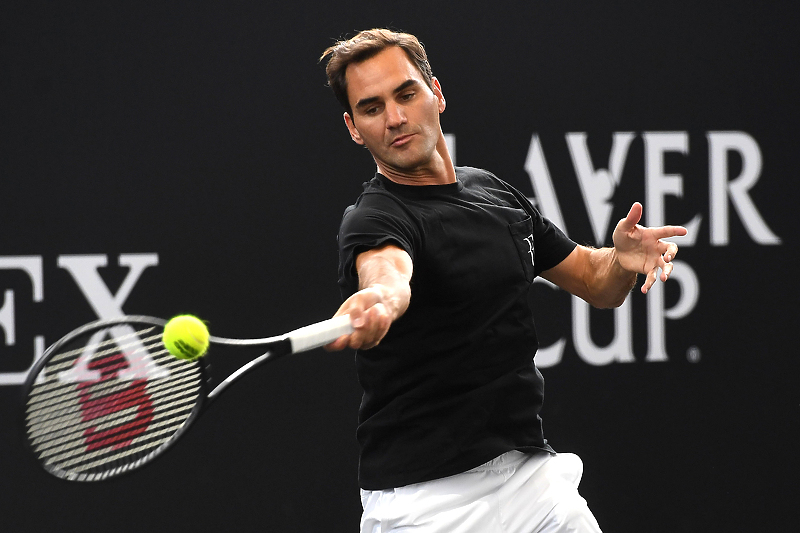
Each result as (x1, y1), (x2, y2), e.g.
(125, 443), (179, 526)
(320, 29), (434, 116)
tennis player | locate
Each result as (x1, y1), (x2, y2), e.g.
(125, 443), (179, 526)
(321, 29), (687, 532)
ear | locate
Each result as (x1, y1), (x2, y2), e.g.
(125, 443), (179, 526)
(432, 77), (446, 113)
(344, 112), (364, 145)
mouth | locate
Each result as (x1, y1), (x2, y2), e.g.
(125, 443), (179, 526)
(390, 133), (414, 147)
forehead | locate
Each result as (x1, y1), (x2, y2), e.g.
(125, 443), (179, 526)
(345, 47), (425, 104)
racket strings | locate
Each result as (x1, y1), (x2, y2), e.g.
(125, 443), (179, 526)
(28, 370), (200, 451)
(27, 356), (196, 428)
(41, 331), (167, 384)
(27, 329), (165, 404)
(25, 324), (204, 481)
(46, 327), (160, 366)
(39, 396), (199, 469)
(29, 379), (199, 477)
(27, 368), (201, 454)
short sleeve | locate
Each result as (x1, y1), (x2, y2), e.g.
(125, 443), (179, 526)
(530, 212), (576, 276)
(337, 196), (418, 298)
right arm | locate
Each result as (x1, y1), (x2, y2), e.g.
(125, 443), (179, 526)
(325, 243), (413, 351)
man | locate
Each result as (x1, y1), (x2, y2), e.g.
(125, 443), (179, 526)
(321, 29), (686, 532)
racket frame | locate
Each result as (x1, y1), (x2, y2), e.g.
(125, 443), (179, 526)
(21, 316), (209, 481)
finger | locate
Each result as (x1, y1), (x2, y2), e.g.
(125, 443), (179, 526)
(663, 242), (679, 263)
(654, 240), (674, 259)
(349, 332), (369, 350)
(660, 261), (674, 282)
(349, 308), (366, 328)
(324, 334), (350, 352)
(351, 326), (385, 350)
(650, 225), (688, 240)
(346, 322), (375, 350)
(641, 267), (658, 294)
(618, 202), (643, 233)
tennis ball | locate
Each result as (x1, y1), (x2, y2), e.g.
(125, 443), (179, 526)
(162, 315), (209, 360)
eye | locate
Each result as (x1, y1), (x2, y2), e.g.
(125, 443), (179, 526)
(400, 92), (415, 101)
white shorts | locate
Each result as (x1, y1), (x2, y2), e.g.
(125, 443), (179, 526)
(360, 451), (602, 533)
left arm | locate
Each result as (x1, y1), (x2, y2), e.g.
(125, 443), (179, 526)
(541, 202), (687, 308)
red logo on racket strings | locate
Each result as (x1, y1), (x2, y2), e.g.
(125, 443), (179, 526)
(77, 352), (154, 452)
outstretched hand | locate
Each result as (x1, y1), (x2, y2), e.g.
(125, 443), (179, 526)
(613, 202), (688, 294)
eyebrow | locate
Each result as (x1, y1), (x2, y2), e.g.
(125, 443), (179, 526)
(354, 79), (421, 111)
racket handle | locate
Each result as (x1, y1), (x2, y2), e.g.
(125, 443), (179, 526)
(288, 315), (353, 353)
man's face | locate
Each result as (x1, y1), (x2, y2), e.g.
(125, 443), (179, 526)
(343, 46), (445, 177)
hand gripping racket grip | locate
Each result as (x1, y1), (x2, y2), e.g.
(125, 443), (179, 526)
(287, 315), (353, 353)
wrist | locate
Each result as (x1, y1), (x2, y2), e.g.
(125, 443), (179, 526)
(604, 248), (638, 298)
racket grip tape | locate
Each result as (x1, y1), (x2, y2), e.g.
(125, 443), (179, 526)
(288, 315), (353, 353)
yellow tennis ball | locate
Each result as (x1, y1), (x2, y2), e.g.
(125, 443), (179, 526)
(162, 315), (209, 360)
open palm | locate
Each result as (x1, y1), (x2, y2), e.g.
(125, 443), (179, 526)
(612, 202), (688, 293)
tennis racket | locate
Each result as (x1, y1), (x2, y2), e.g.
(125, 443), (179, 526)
(21, 313), (352, 482)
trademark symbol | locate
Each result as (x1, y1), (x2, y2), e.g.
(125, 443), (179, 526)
(687, 346), (701, 363)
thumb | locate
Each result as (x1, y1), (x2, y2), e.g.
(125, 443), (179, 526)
(349, 308), (366, 328)
(618, 202), (643, 232)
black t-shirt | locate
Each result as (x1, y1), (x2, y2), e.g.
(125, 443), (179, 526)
(338, 167), (577, 490)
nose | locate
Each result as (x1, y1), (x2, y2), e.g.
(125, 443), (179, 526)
(385, 102), (407, 129)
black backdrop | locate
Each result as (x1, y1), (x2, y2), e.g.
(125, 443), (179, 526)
(1, 1), (797, 531)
